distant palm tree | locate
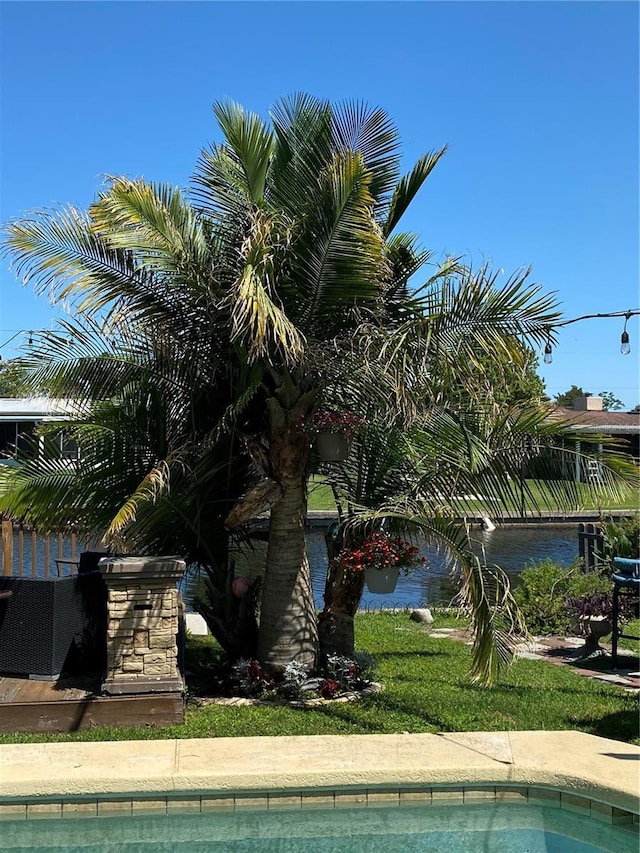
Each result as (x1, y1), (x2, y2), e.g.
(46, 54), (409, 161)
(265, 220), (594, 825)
(4, 95), (632, 682)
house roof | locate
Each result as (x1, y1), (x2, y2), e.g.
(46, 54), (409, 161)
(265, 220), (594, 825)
(0, 397), (77, 421)
(552, 406), (640, 434)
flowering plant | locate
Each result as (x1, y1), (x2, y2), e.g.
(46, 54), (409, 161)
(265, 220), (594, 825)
(337, 532), (426, 575)
(319, 678), (340, 699)
(225, 654), (376, 702)
(232, 658), (275, 696)
(565, 592), (613, 619)
(299, 409), (364, 437)
(324, 653), (372, 691)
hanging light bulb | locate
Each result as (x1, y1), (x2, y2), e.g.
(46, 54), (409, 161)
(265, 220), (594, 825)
(620, 331), (630, 355)
(543, 340), (553, 365)
(620, 312), (631, 355)
(28, 331), (33, 346)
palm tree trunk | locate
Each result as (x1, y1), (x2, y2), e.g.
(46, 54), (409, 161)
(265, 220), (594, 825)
(257, 410), (318, 673)
(318, 531), (365, 658)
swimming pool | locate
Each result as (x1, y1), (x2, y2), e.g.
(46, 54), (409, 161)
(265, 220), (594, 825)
(0, 788), (636, 852)
(1, 732), (637, 852)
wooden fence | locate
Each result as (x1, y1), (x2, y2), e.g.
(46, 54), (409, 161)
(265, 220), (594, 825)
(1, 518), (84, 578)
(577, 522), (604, 572)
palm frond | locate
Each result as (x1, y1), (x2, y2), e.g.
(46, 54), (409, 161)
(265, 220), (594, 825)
(90, 178), (211, 275)
(331, 100), (401, 205)
(228, 210), (305, 364)
(212, 100), (274, 203)
(2, 206), (144, 312)
(104, 461), (171, 543)
(457, 553), (527, 686)
(290, 151), (389, 333)
(337, 505), (525, 685)
(191, 143), (255, 224)
(384, 233), (432, 301)
(383, 146), (448, 236)
(380, 264), (561, 386)
(268, 93), (334, 213)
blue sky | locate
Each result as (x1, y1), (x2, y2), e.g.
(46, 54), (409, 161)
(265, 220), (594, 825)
(1, 1), (638, 407)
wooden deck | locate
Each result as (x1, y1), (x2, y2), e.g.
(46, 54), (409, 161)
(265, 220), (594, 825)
(0, 674), (184, 734)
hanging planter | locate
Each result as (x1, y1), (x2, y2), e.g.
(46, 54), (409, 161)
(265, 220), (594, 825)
(298, 409), (363, 463)
(316, 432), (351, 462)
(337, 532), (427, 596)
(364, 565), (400, 594)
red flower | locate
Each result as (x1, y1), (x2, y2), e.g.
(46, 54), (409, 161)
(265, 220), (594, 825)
(302, 410), (364, 437)
(319, 678), (340, 699)
(337, 532), (426, 575)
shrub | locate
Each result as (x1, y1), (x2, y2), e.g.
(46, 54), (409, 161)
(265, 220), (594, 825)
(600, 515), (640, 562)
(513, 558), (612, 635)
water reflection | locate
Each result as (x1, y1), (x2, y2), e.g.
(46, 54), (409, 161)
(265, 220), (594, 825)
(232, 524), (579, 611)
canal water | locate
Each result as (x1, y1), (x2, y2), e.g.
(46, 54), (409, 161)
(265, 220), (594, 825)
(234, 524), (580, 611)
(3, 524), (581, 611)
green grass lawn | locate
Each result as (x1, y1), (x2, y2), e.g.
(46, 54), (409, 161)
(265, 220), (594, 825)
(307, 477), (336, 511)
(309, 476), (640, 515)
(2, 612), (637, 746)
(515, 480), (639, 513)
(308, 476), (639, 513)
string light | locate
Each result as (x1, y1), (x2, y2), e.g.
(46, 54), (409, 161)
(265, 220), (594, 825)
(542, 308), (639, 364)
(620, 312), (631, 356)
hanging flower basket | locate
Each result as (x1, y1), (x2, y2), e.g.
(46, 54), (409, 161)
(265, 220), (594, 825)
(297, 409), (363, 463)
(316, 432), (351, 461)
(297, 409), (364, 462)
(337, 532), (426, 595)
(364, 565), (400, 594)
(306, 410), (364, 437)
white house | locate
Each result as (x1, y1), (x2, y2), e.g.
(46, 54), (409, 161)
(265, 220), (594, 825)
(0, 398), (79, 461)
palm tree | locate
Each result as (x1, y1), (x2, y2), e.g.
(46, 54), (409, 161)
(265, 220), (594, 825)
(5, 94), (626, 683)
(315, 383), (637, 677)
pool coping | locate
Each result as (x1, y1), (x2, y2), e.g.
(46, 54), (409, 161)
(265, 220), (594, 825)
(1, 731), (639, 817)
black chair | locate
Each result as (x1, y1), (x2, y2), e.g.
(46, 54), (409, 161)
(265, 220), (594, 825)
(611, 557), (640, 669)
(0, 573), (106, 678)
(78, 550), (109, 574)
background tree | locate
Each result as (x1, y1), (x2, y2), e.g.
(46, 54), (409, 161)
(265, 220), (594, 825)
(450, 343), (547, 410)
(0, 360), (31, 397)
(598, 391), (625, 411)
(554, 385), (590, 408)
(554, 385), (625, 411)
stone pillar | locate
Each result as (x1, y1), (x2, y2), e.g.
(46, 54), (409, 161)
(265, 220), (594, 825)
(99, 556), (186, 695)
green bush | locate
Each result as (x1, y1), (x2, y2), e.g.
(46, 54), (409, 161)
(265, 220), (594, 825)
(600, 514), (640, 561)
(513, 558), (612, 635)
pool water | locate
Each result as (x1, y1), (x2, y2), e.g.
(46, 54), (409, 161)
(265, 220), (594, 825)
(0, 802), (636, 853)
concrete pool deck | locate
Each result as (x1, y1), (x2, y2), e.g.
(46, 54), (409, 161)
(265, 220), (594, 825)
(1, 731), (638, 816)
